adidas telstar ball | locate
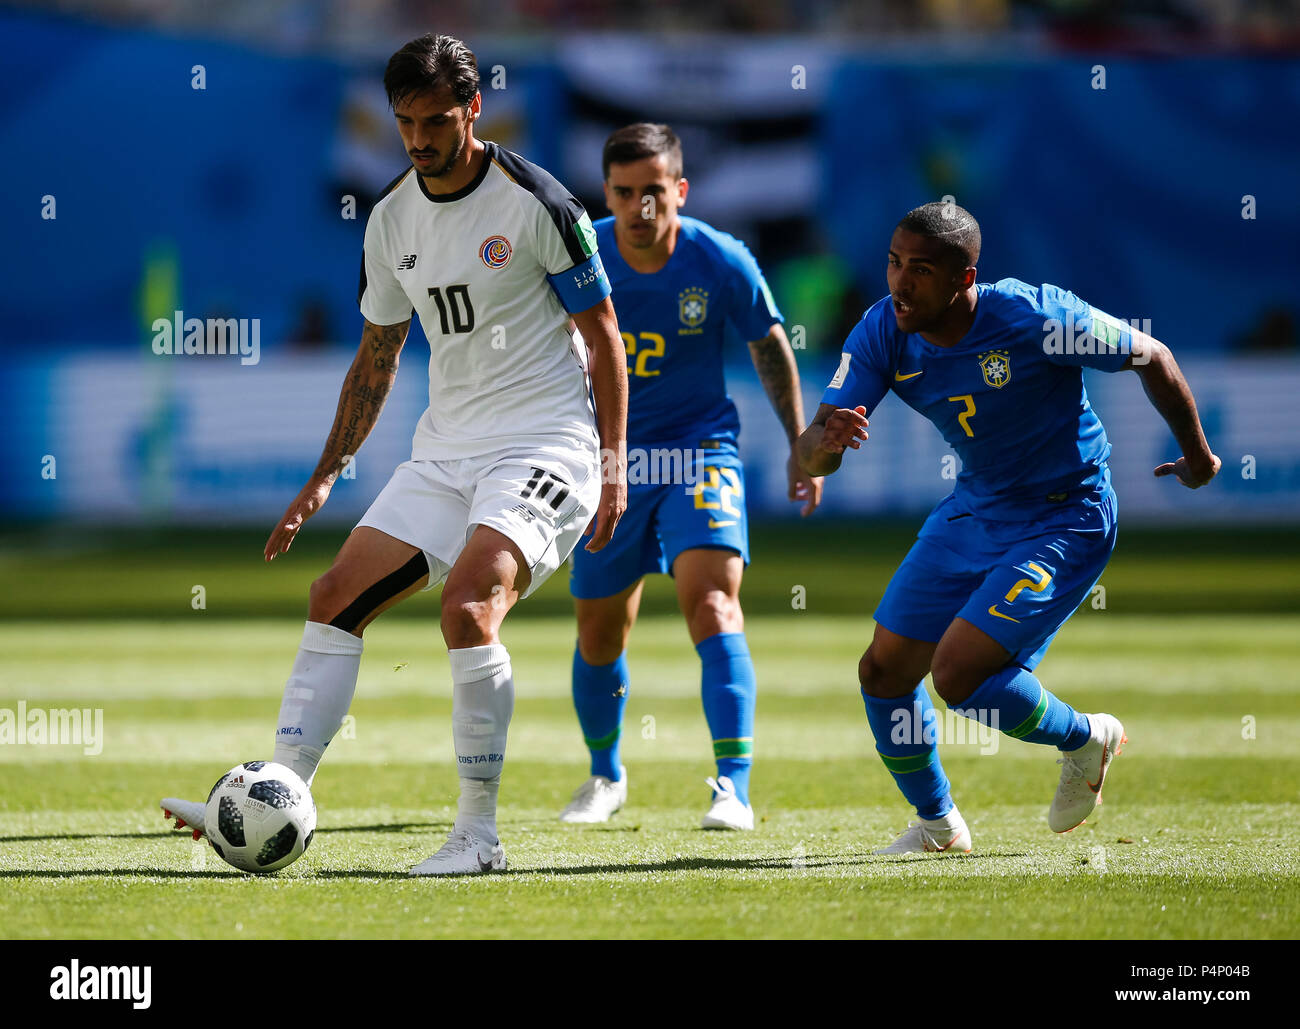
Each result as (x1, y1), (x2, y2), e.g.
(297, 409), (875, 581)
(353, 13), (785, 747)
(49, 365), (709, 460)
(204, 761), (316, 873)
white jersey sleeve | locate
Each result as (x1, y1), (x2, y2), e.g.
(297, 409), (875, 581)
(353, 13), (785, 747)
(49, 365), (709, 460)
(533, 191), (598, 277)
(488, 146), (606, 313)
(358, 170), (417, 325)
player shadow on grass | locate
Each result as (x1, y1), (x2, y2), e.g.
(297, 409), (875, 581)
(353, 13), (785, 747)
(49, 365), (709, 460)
(0, 820), (454, 845)
(0, 868), (415, 880)
(0, 848), (1025, 879)
(517, 846), (1028, 875)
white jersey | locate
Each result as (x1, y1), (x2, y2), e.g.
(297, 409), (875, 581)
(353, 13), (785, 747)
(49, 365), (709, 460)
(358, 141), (610, 460)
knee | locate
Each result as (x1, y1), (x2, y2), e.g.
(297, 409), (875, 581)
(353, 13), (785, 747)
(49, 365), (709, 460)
(308, 570), (349, 625)
(439, 593), (494, 649)
(577, 622), (624, 666)
(858, 649), (889, 696)
(858, 647), (917, 699)
(686, 589), (742, 639)
(929, 648), (982, 707)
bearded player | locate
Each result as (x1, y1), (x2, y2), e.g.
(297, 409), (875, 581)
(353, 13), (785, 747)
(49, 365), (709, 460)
(798, 201), (1219, 853)
(558, 124), (822, 830)
(161, 33), (628, 875)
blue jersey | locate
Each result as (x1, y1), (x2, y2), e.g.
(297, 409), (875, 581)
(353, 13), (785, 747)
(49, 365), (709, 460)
(823, 278), (1133, 520)
(597, 215), (782, 446)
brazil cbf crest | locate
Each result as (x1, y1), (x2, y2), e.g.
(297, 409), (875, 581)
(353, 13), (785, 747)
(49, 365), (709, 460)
(679, 287), (708, 329)
(480, 235), (512, 269)
(979, 349), (1011, 388)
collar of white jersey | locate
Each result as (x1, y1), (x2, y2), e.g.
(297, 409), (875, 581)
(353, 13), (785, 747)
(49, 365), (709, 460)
(415, 141), (495, 204)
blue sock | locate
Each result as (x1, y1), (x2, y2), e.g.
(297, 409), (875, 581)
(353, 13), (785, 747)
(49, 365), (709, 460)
(957, 665), (1091, 749)
(861, 685), (953, 819)
(697, 632), (756, 806)
(571, 647), (629, 781)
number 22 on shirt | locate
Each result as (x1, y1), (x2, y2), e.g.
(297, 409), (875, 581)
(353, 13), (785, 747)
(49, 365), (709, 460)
(622, 331), (666, 377)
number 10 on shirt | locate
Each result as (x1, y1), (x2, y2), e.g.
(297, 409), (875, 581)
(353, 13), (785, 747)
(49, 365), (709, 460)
(427, 285), (476, 334)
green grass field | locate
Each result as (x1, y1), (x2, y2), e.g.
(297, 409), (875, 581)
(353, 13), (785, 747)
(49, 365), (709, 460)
(1, 526), (1297, 939)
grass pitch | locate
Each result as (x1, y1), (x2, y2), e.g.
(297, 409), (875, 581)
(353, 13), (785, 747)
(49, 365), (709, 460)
(0, 527), (1297, 939)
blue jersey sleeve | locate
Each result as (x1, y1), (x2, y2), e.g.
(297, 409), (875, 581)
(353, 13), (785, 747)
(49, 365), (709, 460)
(1039, 283), (1131, 372)
(720, 236), (783, 341)
(820, 306), (891, 416)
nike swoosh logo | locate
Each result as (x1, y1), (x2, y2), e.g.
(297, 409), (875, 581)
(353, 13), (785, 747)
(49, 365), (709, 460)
(894, 370), (924, 381)
(708, 519), (738, 528)
(1087, 743), (1111, 792)
(987, 604), (1020, 623)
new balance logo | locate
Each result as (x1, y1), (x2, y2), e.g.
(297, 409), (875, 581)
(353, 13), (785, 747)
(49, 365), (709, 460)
(520, 468), (570, 510)
(398, 254), (417, 270)
(506, 502), (536, 525)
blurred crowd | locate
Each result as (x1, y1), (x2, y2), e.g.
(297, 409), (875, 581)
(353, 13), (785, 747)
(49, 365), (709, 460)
(16, 0), (1300, 51)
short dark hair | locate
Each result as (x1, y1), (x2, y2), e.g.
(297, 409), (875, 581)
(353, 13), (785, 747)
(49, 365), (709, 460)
(897, 201), (981, 269)
(384, 34), (479, 109)
(602, 123), (683, 181)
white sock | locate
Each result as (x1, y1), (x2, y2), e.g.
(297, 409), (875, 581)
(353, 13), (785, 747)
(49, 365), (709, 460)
(448, 643), (514, 839)
(456, 775), (501, 841)
(272, 621), (363, 786)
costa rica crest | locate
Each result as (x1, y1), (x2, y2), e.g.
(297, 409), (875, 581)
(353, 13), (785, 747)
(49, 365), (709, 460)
(679, 287), (708, 328)
(480, 235), (512, 269)
(979, 349), (1011, 388)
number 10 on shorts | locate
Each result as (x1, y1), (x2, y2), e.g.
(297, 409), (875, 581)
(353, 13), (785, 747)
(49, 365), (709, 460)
(520, 467), (570, 510)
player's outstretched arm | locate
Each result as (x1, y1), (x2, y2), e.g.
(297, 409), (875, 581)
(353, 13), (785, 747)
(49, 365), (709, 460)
(573, 296), (628, 552)
(797, 403), (869, 478)
(748, 325), (823, 516)
(1125, 333), (1220, 489)
(264, 318), (411, 561)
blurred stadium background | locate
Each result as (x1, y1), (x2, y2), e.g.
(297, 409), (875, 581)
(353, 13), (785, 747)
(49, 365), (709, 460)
(0, 0), (1297, 555)
(3, 0), (1299, 548)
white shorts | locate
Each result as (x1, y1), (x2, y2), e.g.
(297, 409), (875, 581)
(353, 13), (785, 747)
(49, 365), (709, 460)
(356, 442), (601, 599)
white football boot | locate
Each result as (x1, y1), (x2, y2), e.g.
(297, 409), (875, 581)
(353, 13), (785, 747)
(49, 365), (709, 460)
(874, 807), (972, 855)
(1050, 713), (1127, 833)
(409, 828), (507, 876)
(160, 798), (207, 840)
(559, 767), (628, 823)
(701, 775), (754, 831)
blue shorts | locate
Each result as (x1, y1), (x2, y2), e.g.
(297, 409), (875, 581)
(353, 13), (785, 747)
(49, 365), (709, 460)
(570, 444), (749, 600)
(874, 487), (1118, 670)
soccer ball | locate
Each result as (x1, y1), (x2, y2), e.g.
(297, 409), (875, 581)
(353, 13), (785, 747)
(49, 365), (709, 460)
(204, 761), (316, 873)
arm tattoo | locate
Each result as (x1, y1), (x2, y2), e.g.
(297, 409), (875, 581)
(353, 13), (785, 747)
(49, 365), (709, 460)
(366, 319), (406, 374)
(312, 320), (408, 480)
(749, 331), (804, 443)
